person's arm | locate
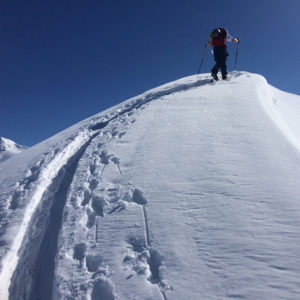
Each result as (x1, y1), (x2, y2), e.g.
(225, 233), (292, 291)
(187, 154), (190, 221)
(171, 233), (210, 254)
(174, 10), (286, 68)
(205, 40), (212, 48)
(226, 30), (240, 43)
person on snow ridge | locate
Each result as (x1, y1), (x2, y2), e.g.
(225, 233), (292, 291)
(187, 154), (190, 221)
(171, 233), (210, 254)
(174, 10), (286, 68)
(205, 28), (239, 80)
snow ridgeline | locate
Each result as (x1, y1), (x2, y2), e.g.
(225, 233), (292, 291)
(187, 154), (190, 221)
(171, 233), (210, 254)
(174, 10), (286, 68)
(0, 73), (213, 300)
(1, 72), (300, 299)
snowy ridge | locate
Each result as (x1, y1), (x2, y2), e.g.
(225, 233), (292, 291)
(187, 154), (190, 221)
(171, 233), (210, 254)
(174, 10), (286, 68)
(0, 73), (212, 299)
(88, 75), (213, 132)
(1, 72), (300, 299)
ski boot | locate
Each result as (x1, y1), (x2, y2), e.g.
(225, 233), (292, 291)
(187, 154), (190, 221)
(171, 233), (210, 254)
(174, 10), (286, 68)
(211, 72), (219, 81)
(222, 73), (228, 80)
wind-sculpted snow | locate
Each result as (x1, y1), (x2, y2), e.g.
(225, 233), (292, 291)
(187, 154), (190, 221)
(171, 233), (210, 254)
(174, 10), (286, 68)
(1, 72), (300, 299)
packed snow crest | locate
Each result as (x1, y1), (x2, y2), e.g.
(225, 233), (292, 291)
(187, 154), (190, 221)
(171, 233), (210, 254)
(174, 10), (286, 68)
(1, 72), (300, 300)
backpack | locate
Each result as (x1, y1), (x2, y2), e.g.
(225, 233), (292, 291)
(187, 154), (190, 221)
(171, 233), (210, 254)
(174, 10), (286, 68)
(210, 28), (227, 40)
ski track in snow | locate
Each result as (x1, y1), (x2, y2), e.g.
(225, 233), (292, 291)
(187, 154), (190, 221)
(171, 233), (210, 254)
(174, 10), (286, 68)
(53, 102), (169, 299)
(0, 130), (96, 299)
(1, 72), (300, 299)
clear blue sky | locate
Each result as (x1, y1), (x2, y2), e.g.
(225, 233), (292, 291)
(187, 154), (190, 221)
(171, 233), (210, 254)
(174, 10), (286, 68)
(1, 0), (299, 146)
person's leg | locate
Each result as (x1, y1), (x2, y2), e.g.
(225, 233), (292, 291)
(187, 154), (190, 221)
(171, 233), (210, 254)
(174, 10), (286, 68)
(211, 47), (221, 78)
(211, 62), (220, 75)
(220, 60), (228, 79)
(220, 48), (228, 79)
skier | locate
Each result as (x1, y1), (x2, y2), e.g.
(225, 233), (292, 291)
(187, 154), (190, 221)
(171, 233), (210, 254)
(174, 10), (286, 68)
(205, 28), (239, 80)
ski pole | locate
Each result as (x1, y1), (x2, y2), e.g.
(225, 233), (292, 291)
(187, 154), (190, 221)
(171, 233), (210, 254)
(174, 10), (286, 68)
(234, 40), (240, 71)
(197, 46), (207, 74)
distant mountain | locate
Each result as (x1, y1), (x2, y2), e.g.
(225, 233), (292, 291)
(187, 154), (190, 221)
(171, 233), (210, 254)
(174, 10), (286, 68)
(1, 72), (300, 300)
(0, 137), (27, 163)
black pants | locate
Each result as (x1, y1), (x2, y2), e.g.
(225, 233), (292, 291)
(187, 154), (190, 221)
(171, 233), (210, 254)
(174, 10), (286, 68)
(211, 46), (227, 76)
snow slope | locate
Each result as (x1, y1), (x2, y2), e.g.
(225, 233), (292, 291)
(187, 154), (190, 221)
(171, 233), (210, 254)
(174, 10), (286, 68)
(0, 137), (27, 163)
(1, 72), (300, 300)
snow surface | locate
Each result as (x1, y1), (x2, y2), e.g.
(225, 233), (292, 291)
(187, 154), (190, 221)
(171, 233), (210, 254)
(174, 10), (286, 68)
(0, 137), (27, 163)
(1, 72), (300, 299)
